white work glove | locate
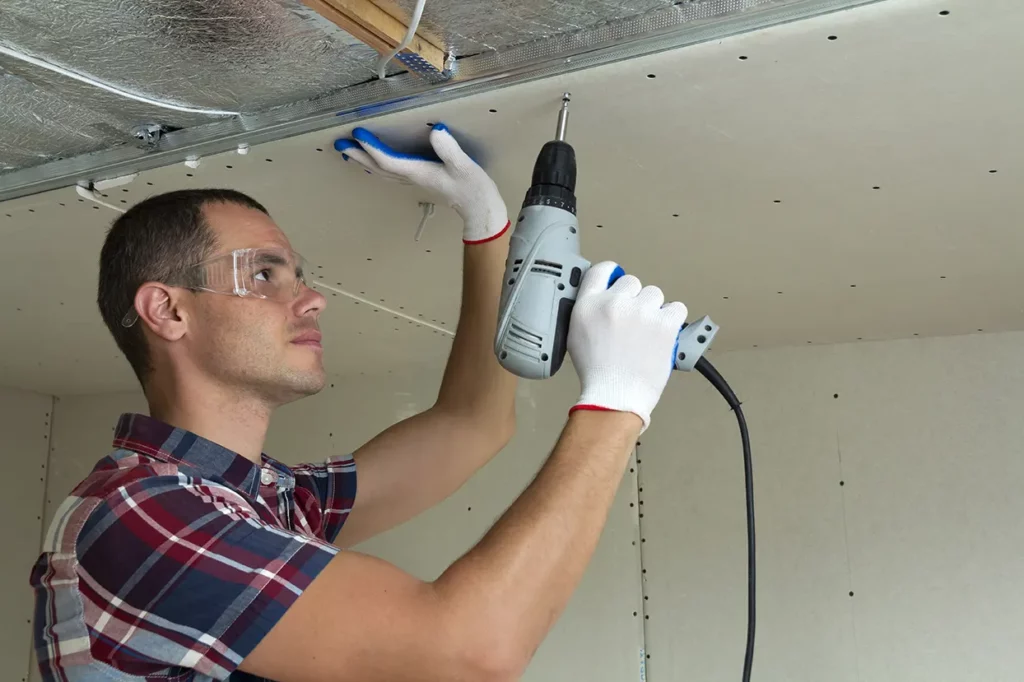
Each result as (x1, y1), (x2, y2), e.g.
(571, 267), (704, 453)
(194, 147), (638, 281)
(568, 261), (689, 433)
(334, 124), (510, 244)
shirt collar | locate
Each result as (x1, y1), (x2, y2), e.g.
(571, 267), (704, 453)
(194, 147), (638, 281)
(112, 412), (285, 496)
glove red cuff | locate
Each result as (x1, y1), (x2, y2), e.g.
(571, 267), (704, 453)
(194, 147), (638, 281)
(463, 220), (511, 245)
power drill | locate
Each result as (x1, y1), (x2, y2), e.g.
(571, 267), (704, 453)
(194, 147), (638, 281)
(493, 94), (756, 682)
(495, 93), (721, 380)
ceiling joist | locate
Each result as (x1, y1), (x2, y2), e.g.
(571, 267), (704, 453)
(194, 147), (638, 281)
(302, 0), (446, 73)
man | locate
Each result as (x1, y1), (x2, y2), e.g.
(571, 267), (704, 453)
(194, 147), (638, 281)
(30, 124), (688, 681)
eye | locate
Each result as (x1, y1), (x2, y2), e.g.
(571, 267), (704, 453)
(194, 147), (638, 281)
(254, 268), (273, 282)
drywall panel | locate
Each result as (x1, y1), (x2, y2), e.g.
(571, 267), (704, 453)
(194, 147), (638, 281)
(0, 386), (52, 682)
(3, 0), (1023, 396)
(638, 345), (857, 681)
(273, 368), (646, 680)
(43, 391), (149, 531)
(640, 331), (1024, 681)
(42, 368), (645, 681)
(833, 333), (1024, 682)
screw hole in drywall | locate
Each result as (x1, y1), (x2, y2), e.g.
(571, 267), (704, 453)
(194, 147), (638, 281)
(316, 148), (323, 152)
(939, 10), (949, 15)
(872, 186), (881, 190)
(738, 55), (748, 60)
(147, 182), (153, 186)
(849, 591), (854, 597)
(989, 169), (998, 174)
(828, 35), (838, 40)
(488, 108), (497, 113)
(840, 480), (845, 486)
(266, 158), (273, 163)
(185, 173), (193, 177)
(646, 73), (656, 79)
(773, 199), (781, 204)
(834, 393), (839, 399)
(226, 165), (233, 169)
(596, 224), (603, 229)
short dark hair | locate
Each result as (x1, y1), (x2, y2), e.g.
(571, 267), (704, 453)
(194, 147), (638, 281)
(97, 188), (269, 386)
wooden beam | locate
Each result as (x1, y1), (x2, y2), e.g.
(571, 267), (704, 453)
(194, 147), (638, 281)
(302, 0), (446, 73)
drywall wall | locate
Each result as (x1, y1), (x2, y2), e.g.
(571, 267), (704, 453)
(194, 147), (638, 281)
(0, 386), (53, 682)
(37, 368), (645, 682)
(641, 330), (1024, 681)
(34, 330), (1024, 680)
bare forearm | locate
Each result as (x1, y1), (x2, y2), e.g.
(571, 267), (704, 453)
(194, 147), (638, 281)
(433, 410), (642, 673)
(436, 235), (517, 423)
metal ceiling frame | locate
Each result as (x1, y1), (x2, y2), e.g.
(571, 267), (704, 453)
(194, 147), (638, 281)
(0, 0), (882, 203)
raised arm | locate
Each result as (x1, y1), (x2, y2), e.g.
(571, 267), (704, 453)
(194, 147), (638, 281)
(239, 262), (690, 681)
(331, 125), (517, 546)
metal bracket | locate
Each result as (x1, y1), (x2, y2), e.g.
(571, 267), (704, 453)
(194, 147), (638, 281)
(674, 315), (719, 371)
(131, 123), (178, 146)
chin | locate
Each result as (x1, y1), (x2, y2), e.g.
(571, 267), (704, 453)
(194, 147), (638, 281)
(270, 366), (326, 404)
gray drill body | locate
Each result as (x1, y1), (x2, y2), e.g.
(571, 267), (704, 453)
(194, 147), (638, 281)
(495, 204), (590, 380)
(494, 93), (719, 381)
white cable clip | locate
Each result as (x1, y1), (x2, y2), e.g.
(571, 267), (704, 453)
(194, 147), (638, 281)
(185, 155), (201, 169)
(414, 201), (435, 241)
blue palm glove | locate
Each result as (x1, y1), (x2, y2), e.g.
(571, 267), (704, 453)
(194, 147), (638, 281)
(335, 124), (510, 244)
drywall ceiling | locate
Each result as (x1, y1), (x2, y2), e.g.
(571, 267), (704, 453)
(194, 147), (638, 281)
(1, 0), (1018, 396)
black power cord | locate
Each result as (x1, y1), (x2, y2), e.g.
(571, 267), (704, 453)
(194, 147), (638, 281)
(695, 357), (756, 682)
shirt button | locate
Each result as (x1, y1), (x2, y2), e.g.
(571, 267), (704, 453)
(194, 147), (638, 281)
(260, 469), (276, 486)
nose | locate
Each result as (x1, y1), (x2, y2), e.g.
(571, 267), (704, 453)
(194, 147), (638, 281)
(294, 282), (327, 318)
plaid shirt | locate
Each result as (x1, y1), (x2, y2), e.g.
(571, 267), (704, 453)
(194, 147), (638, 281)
(29, 413), (357, 681)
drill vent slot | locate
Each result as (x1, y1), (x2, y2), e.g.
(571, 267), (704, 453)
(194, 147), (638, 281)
(509, 323), (543, 350)
(530, 259), (563, 277)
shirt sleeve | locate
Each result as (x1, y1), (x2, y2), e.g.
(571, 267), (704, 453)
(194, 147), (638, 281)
(291, 453), (358, 544)
(75, 474), (339, 680)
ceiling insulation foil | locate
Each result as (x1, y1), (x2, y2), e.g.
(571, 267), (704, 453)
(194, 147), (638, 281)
(0, 0), (389, 171)
(1, 0), (880, 188)
(382, 0), (676, 56)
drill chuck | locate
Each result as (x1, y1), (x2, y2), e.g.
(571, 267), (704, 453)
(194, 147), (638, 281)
(522, 141), (577, 214)
(522, 93), (577, 215)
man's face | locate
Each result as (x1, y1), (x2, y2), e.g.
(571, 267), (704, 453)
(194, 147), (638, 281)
(185, 202), (327, 405)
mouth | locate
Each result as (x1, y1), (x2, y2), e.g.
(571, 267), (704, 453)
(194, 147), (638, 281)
(291, 330), (323, 349)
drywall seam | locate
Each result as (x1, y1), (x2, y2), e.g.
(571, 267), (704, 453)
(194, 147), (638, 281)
(835, 419), (863, 682)
(25, 395), (54, 682)
(636, 442), (651, 678)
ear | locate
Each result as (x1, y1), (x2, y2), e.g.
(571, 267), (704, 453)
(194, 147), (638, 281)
(134, 282), (189, 341)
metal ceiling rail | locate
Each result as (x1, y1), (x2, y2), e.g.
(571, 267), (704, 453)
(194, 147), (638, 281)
(0, 0), (882, 203)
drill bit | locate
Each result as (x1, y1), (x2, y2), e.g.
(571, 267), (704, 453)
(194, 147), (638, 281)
(556, 92), (571, 141)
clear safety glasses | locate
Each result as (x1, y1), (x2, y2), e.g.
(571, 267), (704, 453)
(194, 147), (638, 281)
(121, 247), (311, 328)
